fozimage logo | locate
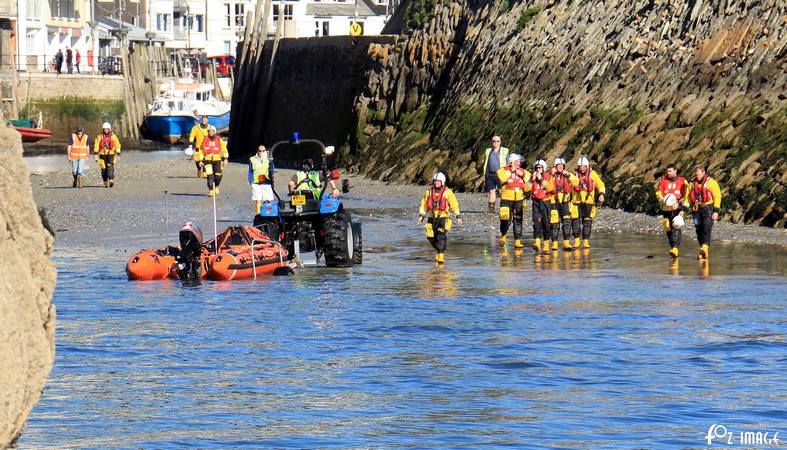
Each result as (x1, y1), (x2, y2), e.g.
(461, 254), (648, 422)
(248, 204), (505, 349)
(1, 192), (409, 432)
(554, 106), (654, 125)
(705, 424), (781, 446)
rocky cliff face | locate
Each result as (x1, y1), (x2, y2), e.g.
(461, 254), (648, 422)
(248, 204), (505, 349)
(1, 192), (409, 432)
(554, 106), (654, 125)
(348, 0), (786, 226)
(0, 119), (56, 446)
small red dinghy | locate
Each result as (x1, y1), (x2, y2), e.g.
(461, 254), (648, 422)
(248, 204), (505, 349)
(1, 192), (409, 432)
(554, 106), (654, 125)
(15, 125), (53, 143)
(127, 222), (289, 281)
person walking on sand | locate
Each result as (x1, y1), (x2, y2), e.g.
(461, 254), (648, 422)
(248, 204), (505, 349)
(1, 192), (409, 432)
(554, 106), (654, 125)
(549, 157), (575, 251)
(75, 49), (81, 74)
(195, 126), (229, 197)
(570, 156), (605, 249)
(496, 153), (530, 249)
(93, 122), (121, 188)
(683, 164), (722, 260)
(55, 49), (64, 74)
(249, 145), (274, 214)
(67, 125), (90, 188)
(188, 116), (210, 177)
(66, 47), (73, 74)
(482, 135), (509, 213)
(530, 159), (554, 253)
(655, 164), (689, 259)
(418, 172), (462, 265)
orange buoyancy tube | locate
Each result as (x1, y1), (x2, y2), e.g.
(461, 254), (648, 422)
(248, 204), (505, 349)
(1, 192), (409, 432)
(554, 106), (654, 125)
(126, 249), (177, 280)
(207, 242), (287, 280)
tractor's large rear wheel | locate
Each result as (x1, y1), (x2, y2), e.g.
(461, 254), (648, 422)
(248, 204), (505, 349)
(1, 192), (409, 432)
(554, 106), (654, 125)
(323, 211), (354, 267)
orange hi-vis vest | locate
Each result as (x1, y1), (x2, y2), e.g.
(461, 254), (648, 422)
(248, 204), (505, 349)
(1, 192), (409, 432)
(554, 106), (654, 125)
(68, 133), (90, 160)
(531, 174), (550, 200)
(503, 165), (526, 189)
(426, 186), (448, 212)
(658, 176), (687, 201)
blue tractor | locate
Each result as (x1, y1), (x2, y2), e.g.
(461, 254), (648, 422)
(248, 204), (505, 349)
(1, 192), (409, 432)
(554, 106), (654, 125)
(252, 135), (362, 267)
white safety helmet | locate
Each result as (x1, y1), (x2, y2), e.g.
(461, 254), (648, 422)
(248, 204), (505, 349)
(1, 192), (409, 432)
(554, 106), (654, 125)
(102, 122), (112, 130)
(209, 125), (217, 133)
(184, 146), (194, 157)
(507, 153), (522, 164)
(554, 157), (566, 167)
(672, 213), (685, 230)
(432, 172), (446, 184)
(534, 159), (547, 169)
(578, 155), (590, 167)
(662, 193), (677, 208)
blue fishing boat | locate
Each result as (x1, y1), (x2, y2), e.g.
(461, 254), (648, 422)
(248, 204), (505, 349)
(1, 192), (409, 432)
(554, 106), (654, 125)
(143, 80), (231, 144)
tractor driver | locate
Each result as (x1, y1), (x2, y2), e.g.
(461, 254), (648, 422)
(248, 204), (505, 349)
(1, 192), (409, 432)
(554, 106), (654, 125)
(288, 158), (340, 199)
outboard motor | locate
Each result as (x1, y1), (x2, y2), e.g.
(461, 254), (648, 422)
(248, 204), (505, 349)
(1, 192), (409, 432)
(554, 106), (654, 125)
(177, 221), (204, 280)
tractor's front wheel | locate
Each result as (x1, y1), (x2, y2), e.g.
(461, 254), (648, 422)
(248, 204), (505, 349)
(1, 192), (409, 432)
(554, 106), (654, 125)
(323, 211), (354, 267)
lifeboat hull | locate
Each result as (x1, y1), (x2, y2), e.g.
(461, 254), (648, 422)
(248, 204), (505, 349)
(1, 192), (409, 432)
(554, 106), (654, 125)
(207, 244), (287, 280)
(126, 249), (177, 280)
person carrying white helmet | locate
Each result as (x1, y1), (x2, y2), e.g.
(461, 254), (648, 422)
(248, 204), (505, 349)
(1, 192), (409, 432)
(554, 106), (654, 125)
(418, 172), (463, 265)
(570, 155), (606, 249)
(530, 158), (554, 253)
(655, 163), (690, 259)
(549, 156), (575, 251)
(496, 153), (531, 249)
(188, 116), (210, 177)
(195, 125), (229, 197)
(482, 135), (510, 213)
(93, 121), (121, 188)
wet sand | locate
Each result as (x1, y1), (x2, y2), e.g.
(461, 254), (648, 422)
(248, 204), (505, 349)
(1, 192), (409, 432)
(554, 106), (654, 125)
(29, 153), (787, 249)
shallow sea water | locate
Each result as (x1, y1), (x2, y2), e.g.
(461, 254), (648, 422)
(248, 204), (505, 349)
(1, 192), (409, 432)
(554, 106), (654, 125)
(18, 203), (787, 448)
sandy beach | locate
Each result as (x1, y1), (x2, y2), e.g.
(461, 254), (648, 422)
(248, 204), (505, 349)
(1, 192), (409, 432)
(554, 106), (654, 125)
(29, 151), (787, 249)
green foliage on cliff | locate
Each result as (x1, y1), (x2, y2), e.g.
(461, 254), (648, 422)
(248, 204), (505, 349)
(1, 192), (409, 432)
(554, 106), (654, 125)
(404, 0), (439, 30)
(23, 97), (125, 142)
(516, 6), (542, 32)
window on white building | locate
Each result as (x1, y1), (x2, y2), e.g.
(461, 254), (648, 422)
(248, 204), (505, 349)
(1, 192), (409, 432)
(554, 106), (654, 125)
(157, 13), (170, 32)
(49, 0), (78, 20)
(192, 14), (204, 32)
(272, 4), (293, 21)
(26, 30), (37, 54)
(224, 41), (232, 53)
(235, 3), (245, 27)
(224, 3), (231, 27)
(26, 0), (41, 20)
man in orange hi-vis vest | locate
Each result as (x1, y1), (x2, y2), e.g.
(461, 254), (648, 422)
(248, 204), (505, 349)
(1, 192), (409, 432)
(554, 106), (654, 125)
(195, 126), (229, 197)
(67, 125), (90, 188)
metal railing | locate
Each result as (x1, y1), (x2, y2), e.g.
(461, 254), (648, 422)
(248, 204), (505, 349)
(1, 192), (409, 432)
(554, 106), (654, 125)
(250, 239), (286, 280)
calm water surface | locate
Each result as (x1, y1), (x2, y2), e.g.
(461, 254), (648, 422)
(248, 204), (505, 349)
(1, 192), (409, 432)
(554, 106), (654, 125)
(19, 209), (787, 448)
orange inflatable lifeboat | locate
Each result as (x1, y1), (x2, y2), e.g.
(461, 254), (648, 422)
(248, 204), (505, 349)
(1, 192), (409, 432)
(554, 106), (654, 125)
(127, 222), (289, 281)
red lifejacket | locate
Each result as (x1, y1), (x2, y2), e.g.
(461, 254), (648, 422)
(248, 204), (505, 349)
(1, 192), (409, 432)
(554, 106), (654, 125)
(99, 133), (115, 151)
(658, 176), (687, 200)
(201, 135), (222, 156)
(531, 173), (549, 200)
(575, 171), (595, 192)
(426, 186), (448, 212)
(503, 165), (526, 190)
(689, 175), (714, 205)
(552, 172), (571, 196)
